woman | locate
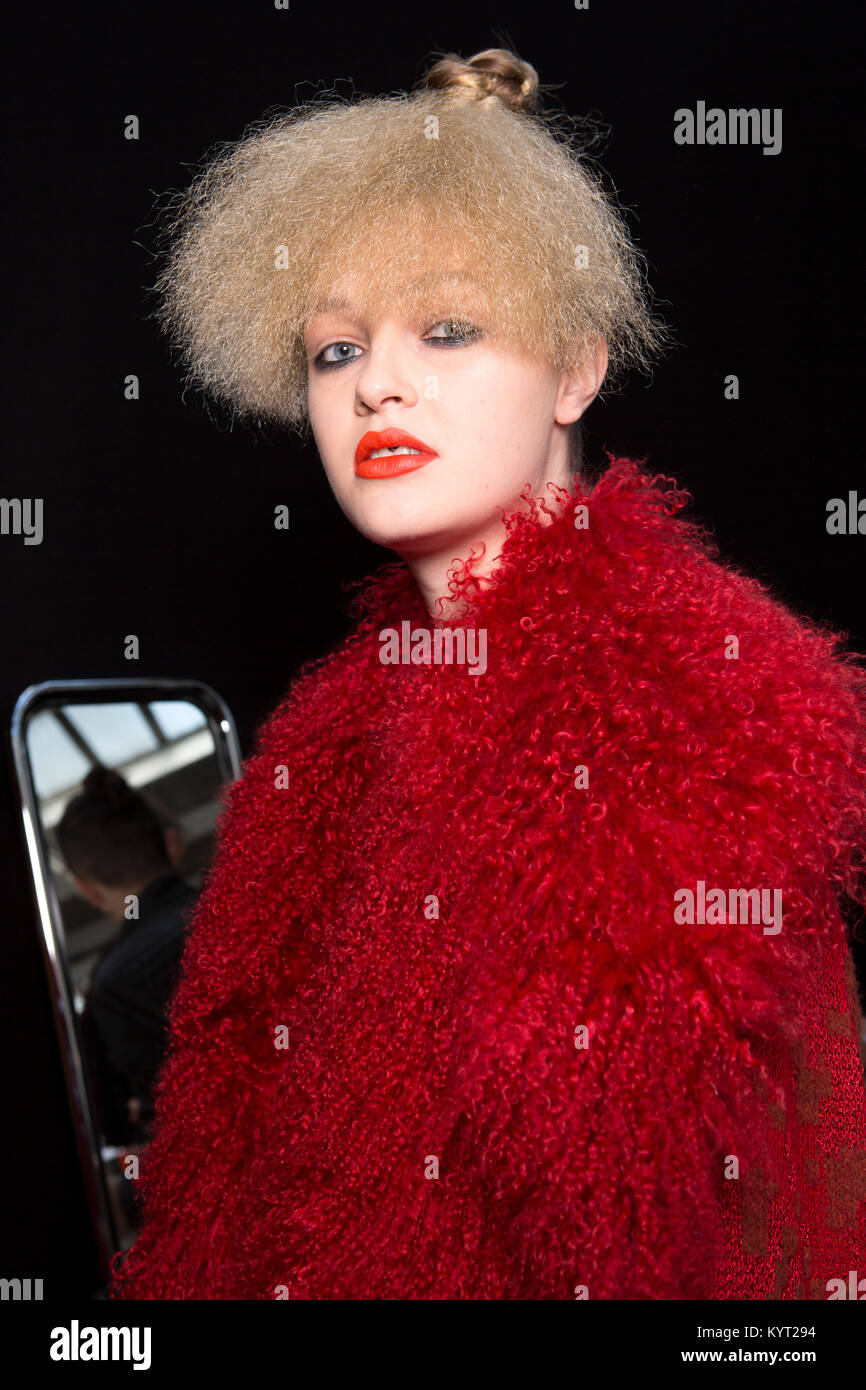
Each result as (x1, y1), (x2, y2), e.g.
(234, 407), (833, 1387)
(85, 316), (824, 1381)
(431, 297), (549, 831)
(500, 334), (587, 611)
(111, 48), (866, 1300)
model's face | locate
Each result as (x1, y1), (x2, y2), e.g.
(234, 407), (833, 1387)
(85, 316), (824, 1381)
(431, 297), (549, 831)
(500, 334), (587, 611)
(303, 270), (582, 557)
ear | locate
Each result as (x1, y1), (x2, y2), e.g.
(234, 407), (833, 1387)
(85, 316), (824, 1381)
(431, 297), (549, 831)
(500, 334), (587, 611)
(164, 825), (185, 867)
(73, 873), (107, 911)
(554, 335), (608, 426)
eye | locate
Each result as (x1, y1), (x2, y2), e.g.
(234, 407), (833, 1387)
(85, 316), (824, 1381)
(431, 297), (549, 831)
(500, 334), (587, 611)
(312, 341), (362, 370)
(422, 318), (482, 345)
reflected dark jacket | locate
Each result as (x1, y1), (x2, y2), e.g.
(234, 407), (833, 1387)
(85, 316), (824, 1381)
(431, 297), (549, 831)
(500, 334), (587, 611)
(84, 872), (198, 1142)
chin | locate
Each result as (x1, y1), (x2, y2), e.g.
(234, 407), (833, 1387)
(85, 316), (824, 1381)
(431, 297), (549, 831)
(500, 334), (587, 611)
(352, 496), (458, 549)
(362, 523), (441, 554)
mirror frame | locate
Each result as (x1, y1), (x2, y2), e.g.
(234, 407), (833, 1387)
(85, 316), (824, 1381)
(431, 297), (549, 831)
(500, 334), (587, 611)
(9, 677), (243, 1287)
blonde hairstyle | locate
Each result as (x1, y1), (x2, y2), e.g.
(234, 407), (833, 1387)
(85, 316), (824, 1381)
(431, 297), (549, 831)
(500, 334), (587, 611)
(151, 47), (672, 434)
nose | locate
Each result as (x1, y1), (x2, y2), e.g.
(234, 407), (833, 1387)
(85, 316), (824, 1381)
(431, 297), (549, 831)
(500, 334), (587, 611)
(354, 322), (419, 413)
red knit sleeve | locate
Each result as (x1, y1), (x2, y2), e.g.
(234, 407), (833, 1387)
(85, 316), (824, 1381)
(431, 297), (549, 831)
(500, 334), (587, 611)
(714, 929), (866, 1299)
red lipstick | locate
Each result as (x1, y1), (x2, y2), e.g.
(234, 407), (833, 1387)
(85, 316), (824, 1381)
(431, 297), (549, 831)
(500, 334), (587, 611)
(354, 428), (438, 478)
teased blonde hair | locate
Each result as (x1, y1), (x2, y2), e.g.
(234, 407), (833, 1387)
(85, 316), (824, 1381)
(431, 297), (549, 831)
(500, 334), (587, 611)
(151, 48), (671, 431)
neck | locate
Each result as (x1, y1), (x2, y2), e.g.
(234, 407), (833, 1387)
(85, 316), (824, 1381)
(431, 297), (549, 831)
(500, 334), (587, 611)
(402, 446), (577, 620)
(405, 513), (514, 620)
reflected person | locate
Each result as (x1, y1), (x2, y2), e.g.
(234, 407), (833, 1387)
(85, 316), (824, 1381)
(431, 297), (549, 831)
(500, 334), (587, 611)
(56, 765), (198, 1146)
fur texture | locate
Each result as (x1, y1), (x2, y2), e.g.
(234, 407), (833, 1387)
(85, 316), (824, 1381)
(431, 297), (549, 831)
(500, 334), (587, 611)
(110, 457), (866, 1299)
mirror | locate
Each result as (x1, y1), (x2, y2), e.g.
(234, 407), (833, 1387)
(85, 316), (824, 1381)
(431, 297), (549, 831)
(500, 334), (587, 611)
(10, 678), (242, 1291)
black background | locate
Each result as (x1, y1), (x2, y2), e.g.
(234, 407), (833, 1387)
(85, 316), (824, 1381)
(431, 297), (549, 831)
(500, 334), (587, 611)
(1, 0), (861, 1296)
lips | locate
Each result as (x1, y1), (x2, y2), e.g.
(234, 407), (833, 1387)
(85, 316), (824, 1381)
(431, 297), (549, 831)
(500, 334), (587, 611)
(354, 428), (438, 478)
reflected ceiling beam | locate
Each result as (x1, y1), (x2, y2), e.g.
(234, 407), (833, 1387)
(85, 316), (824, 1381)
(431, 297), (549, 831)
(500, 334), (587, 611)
(40, 728), (217, 829)
(53, 707), (101, 766)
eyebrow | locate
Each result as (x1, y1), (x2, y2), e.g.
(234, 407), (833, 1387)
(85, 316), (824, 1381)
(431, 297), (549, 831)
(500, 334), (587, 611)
(309, 271), (482, 319)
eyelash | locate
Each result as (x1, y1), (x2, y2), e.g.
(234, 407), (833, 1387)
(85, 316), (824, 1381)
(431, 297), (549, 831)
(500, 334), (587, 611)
(311, 319), (482, 371)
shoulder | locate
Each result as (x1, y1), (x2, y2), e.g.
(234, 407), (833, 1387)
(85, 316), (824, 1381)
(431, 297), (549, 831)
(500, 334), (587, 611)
(536, 463), (866, 975)
(570, 459), (866, 813)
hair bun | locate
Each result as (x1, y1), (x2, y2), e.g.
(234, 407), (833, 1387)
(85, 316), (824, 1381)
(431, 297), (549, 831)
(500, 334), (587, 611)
(84, 764), (132, 806)
(421, 47), (540, 114)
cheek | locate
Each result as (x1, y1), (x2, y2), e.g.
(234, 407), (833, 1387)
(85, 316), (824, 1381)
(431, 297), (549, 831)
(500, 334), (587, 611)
(307, 384), (343, 461)
(307, 371), (331, 412)
(467, 374), (542, 453)
(466, 356), (544, 417)
(441, 365), (512, 442)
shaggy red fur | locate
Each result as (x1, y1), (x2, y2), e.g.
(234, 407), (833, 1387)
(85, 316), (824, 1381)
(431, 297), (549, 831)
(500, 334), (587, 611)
(110, 457), (866, 1299)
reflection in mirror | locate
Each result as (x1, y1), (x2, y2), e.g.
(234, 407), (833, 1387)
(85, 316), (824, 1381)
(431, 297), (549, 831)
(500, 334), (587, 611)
(11, 680), (241, 1290)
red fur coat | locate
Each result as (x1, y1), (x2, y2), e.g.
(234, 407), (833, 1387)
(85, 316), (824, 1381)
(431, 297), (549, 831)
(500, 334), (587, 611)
(111, 457), (866, 1300)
